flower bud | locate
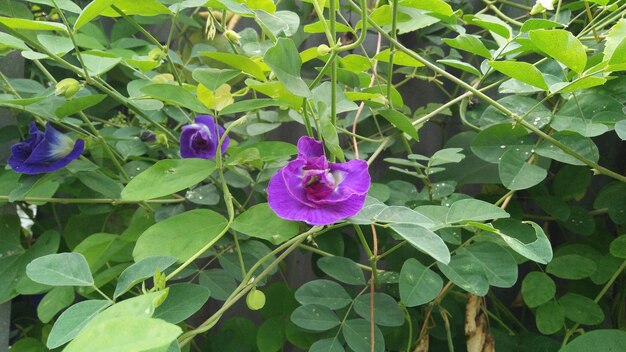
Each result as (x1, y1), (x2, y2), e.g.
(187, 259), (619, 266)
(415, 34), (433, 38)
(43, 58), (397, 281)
(224, 30), (241, 45)
(155, 132), (169, 147)
(246, 287), (265, 311)
(54, 78), (80, 99)
(151, 73), (174, 84)
(148, 47), (164, 61)
(317, 44), (331, 56)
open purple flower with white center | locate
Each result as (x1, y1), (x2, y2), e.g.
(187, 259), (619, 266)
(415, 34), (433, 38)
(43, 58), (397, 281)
(180, 115), (229, 159)
(8, 122), (84, 175)
(268, 136), (371, 225)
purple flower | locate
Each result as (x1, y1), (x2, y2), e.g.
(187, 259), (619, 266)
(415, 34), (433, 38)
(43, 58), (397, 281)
(180, 115), (229, 159)
(267, 137), (371, 225)
(8, 122), (84, 175)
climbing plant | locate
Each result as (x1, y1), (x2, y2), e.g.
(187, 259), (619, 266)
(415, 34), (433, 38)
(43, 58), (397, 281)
(0, 0), (626, 351)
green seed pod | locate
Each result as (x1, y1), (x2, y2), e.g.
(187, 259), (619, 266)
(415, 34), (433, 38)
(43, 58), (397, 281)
(55, 78), (80, 99)
(246, 287), (266, 311)
(317, 44), (331, 56)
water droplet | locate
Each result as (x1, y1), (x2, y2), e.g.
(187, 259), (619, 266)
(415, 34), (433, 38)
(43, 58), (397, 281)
(500, 145), (506, 149)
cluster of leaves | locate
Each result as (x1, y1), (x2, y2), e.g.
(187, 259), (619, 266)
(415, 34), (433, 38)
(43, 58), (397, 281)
(1, 0), (626, 351)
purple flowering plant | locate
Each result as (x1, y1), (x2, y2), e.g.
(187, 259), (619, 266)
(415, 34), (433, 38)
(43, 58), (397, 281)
(268, 136), (370, 225)
(3, 3), (625, 351)
(8, 122), (84, 175)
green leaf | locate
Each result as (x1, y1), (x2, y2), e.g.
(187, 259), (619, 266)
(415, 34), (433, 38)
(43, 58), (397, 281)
(37, 286), (75, 323)
(100, 0), (172, 17)
(257, 317), (286, 352)
(529, 30), (587, 74)
(153, 283), (210, 324)
(438, 59), (481, 76)
(610, 235), (626, 259)
(309, 338), (345, 352)
(553, 165), (591, 201)
(75, 171), (123, 199)
(492, 220), (553, 264)
(558, 293), (604, 325)
(64, 317), (181, 352)
(446, 199), (509, 223)
(201, 51), (266, 81)
(399, 258), (443, 307)
(0, 32), (28, 52)
(121, 159), (216, 201)
(536, 301), (564, 335)
(374, 206), (435, 229)
(522, 272), (556, 308)
(47, 300), (111, 349)
(55, 94), (106, 118)
(37, 34), (73, 56)
(193, 68), (240, 92)
(498, 148), (547, 190)
(479, 96), (552, 128)
(378, 109), (419, 140)
(398, 0), (453, 16)
(317, 256), (365, 285)
(263, 38), (310, 97)
(0, 16), (67, 32)
(74, 0), (115, 31)
(603, 19), (626, 63)
(140, 84), (210, 113)
(353, 293), (404, 327)
(373, 49), (425, 67)
(489, 61), (548, 90)
(342, 319), (384, 352)
(232, 203), (300, 245)
(438, 251), (489, 296)
(561, 330), (626, 352)
(551, 76), (608, 94)
(535, 131), (599, 166)
(294, 279), (352, 310)
(133, 209), (228, 262)
(520, 19), (563, 32)
(290, 304), (340, 331)
(443, 35), (491, 59)
(465, 14), (512, 39)
(81, 54), (121, 76)
(471, 123), (534, 163)
(390, 223), (450, 264)
(199, 269), (236, 301)
(114, 256), (177, 298)
(465, 241), (518, 288)
(220, 98), (280, 115)
(26, 252), (94, 286)
(546, 254), (597, 279)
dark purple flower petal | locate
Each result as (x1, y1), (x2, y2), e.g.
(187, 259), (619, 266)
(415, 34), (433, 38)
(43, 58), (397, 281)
(8, 123), (84, 175)
(268, 167), (368, 225)
(180, 115), (229, 159)
(297, 136), (324, 159)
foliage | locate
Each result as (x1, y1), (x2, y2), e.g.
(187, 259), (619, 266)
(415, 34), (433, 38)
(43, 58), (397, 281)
(0, 0), (625, 351)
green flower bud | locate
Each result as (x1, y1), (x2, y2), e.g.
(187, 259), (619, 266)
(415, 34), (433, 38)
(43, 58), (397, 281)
(224, 30), (241, 45)
(148, 47), (164, 61)
(151, 73), (174, 84)
(317, 44), (331, 56)
(246, 287), (266, 311)
(54, 78), (80, 99)
(155, 132), (169, 147)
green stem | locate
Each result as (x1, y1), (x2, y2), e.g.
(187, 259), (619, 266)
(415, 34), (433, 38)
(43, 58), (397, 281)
(387, 0), (398, 108)
(0, 195), (184, 204)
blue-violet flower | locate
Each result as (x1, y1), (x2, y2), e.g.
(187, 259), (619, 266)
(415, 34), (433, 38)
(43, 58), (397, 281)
(180, 115), (229, 159)
(8, 122), (84, 175)
(268, 136), (371, 225)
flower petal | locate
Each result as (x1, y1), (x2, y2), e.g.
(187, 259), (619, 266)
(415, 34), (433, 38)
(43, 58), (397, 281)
(310, 159), (371, 205)
(297, 136), (324, 159)
(10, 139), (84, 174)
(268, 170), (367, 225)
